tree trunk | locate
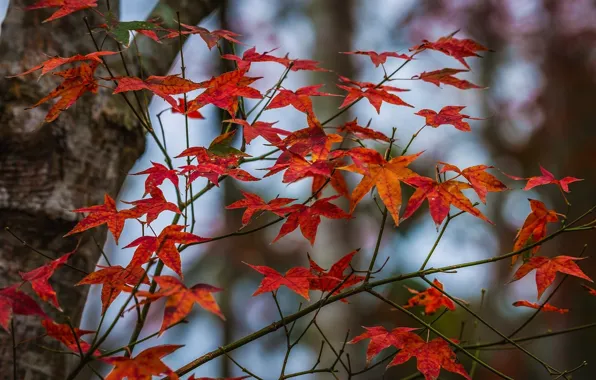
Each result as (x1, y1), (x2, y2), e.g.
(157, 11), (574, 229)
(0, 1), (221, 378)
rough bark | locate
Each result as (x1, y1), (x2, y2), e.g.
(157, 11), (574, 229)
(0, 1), (221, 378)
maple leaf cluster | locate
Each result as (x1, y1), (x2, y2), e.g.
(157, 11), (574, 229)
(6, 9), (596, 379)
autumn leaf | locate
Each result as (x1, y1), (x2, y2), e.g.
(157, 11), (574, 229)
(273, 195), (350, 245)
(104, 344), (182, 380)
(225, 119), (290, 145)
(348, 326), (419, 364)
(122, 188), (181, 225)
(402, 176), (492, 226)
(76, 265), (149, 313)
(221, 46), (286, 70)
(341, 51), (411, 67)
(388, 333), (471, 380)
(410, 35), (490, 69)
(165, 23), (242, 50)
(125, 225), (209, 278)
(512, 199), (561, 264)
(19, 251), (74, 309)
(511, 255), (593, 300)
(341, 147), (422, 225)
(404, 279), (456, 315)
(280, 56), (328, 72)
(273, 117), (342, 162)
(265, 151), (333, 185)
(172, 98), (204, 119)
(438, 162), (507, 203)
(29, 61), (100, 122)
(308, 249), (364, 295)
(64, 194), (128, 244)
(41, 319), (97, 354)
(337, 75), (413, 113)
(113, 75), (204, 108)
(185, 68), (262, 116)
(0, 285), (47, 331)
(136, 276), (224, 335)
(7, 51), (117, 78)
(103, 18), (163, 46)
(512, 300), (569, 314)
(246, 263), (314, 300)
(509, 165), (582, 193)
(337, 119), (391, 142)
(226, 190), (296, 226)
(266, 84), (339, 118)
(131, 162), (179, 196)
(415, 106), (483, 132)
(582, 284), (596, 296)
(26, 0), (97, 23)
(413, 68), (483, 90)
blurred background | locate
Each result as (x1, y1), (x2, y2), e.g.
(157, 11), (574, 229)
(3, 0), (596, 378)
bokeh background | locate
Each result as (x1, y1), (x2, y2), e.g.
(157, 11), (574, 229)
(2, 0), (595, 378)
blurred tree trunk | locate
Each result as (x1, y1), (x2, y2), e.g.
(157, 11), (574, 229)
(0, 1), (221, 378)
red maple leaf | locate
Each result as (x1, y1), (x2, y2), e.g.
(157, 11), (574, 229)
(415, 106), (483, 132)
(265, 151), (334, 185)
(172, 98), (204, 119)
(113, 75), (203, 108)
(225, 119), (290, 145)
(280, 56), (328, 72)
(26, 0), (98, 23)
(509, 165), (582, 193)
(337, 119), (391, 142)
(512, 199), (561, 264)
(131, 162), (179, 196)
(337, 75), (413, 113)
(413, 68), (483, 90)
(410, 34), (490, 69)
(273, 195), (350, 245)
(404, 279), (456, 315)
(165, 23), (242, 50)
(19, 251), (74, 309)
(41, 319), (97, 354)
(28, 61), (100, 122)
(0, 285), (47, 331)
(511, 255), (593, 300)
(246, 263), (314, 300)
(136, 276), (224, 335)
(341, 148), (422, 225)
(388, 333), (471, 380)
(582, 284), (596, 296)
(341, 51), (411, 67)
(308, 249), (364, 295)
(273, 118), (343, 161)
(125, 225), (209, 278)
(402, 176), (492, 226)
(221, 46), (286, 70)
(122, 188), (181, 225)
(438, 162), (507, 203)
(76, 265), (149, 313)
(64, 194), (128, 244)
(185, 69), (262, 116)
(104, 344), (182, 380)
(226, 190), (296, 226)
(266, 84), (339, 118)
(512, 300), (569, 314)
(8, 51), (116, 78)
(348, 326), (419, 364)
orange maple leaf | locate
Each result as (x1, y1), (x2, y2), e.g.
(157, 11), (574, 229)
(64, 194), (128, 244)
(413, 68), (483, 90)
(113, 75), (203, 108)
(226, 190), (296, 226)
(172, 98), (204, 119)
(76, 265), (149, 313)
(512, 199), (561, 264)
(404, 279), (456, 315)
(415, 106), (483, 132)
(341, 147), (422, 225)
(104, 344), (182, 380)
(402, 176), (492, 226)
(246, 264), (314, 300)
(511, 255), (593, 300)
(8, 51), (116, 78)
(125, 225), (209, 278)
(41, 319), (97, 355)
(26, 0), (97, 23)
(136, 276), (224, 335)
(582, 284), (596, 296)
(512, 300), (569, 314)
(19, 251), (74, 309)
(337, 119), (391, 142)
(438, 162), (507, 203)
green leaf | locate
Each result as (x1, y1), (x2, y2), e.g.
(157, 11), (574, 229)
(109, 21), (160, 46)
